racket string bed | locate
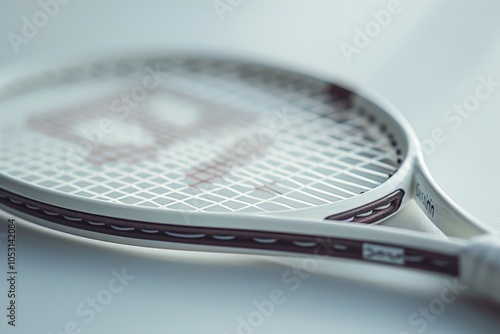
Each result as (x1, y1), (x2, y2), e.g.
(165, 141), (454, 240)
(0, 58), (401, 216)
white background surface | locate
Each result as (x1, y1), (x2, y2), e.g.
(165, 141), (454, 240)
(1, 1), (500, 333)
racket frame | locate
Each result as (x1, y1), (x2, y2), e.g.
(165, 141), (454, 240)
(0, 55), (493, 264)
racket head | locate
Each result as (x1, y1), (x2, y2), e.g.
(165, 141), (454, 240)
(0, 55), (419, 231)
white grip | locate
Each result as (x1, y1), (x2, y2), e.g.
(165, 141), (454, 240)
(460, 235), (500, 304)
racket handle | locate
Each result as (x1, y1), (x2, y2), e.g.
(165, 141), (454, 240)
(460, 235), (500, 304)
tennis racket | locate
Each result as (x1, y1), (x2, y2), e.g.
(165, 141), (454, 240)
(1, 56), (499, 303)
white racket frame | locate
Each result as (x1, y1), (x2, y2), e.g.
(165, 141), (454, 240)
(0, 55), (494, 254)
